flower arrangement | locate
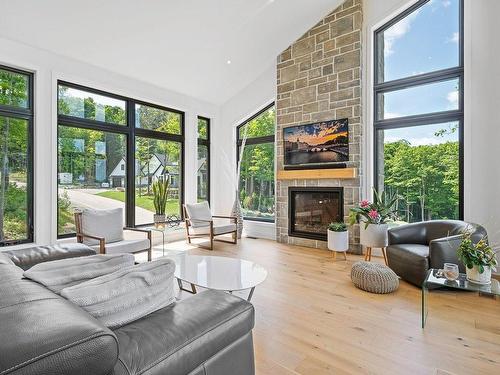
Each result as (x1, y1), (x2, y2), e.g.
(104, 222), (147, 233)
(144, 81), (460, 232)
(457, 230), (497, 274)
(348, 188), (397, 228)
(328, 222), (348, 232)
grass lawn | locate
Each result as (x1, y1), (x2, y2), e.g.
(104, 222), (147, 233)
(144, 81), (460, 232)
(96, 190), (180, 216)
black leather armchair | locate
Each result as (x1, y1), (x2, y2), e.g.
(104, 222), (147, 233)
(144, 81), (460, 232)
(387, 220), (488, 286)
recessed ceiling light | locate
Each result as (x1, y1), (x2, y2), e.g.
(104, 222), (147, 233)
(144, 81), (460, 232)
(227, 60), (232, 65)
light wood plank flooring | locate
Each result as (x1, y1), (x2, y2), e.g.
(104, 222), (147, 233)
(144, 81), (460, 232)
(150, 237), (500, 375)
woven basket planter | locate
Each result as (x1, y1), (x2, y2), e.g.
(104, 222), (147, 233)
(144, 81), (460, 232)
(351, 261), (399, 294)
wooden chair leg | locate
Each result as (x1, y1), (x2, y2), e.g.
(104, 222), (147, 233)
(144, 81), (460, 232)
(147, 232), (152, 261)
(333, 251), (337, 260)
(365, 247), (372, 261)
(343, 251), (347, 260)
(381, 247), (388, 265)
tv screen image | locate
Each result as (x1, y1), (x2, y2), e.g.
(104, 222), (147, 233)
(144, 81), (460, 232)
(283, 118), (349, 168)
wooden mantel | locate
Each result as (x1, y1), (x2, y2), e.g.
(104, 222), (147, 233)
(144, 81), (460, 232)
(277, 168), (357, 180)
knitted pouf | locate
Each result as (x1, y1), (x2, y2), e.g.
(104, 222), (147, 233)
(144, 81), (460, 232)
(351, 261), (399, 294)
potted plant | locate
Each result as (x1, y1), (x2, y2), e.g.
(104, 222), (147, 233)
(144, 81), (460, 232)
(152, 175), (170, 228)
(327, 222), (349, 259)
(348, 188), (397, 248)
(457, 230), (498, 284)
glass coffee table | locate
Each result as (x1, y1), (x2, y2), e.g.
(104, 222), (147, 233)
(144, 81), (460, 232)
(422, 269), (500, 328)
(172, 255), (268, 301)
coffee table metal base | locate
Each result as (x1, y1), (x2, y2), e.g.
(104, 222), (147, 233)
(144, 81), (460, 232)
(177, 278), (197, 294)
(176, 278), (256, 301)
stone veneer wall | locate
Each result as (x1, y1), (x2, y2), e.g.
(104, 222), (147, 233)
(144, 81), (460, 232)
(275, 0), (362, 253)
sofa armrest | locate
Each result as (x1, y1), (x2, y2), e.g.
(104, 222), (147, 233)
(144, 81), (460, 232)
(4, 243), (97, 271)
(388, 222), (428, 245)
(429, 234), (465, 272)
(0, 265), (118, 375)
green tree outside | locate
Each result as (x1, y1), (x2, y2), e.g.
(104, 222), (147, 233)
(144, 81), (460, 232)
(382, 131), (459, 222)
(239, 107), (275, 219)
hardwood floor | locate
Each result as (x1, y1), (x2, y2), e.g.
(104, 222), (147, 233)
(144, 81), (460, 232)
(154, 237), (500, 375)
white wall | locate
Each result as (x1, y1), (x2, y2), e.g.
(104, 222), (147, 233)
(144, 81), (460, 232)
(3, 0), (499, 251)
(0, 37), (218, 249)
(463, 0), (500, 266)
(213, 64), (276, 240)
(362, 0), (500, 267)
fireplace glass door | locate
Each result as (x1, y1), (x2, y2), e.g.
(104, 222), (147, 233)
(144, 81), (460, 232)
(288, 187), (343, 241)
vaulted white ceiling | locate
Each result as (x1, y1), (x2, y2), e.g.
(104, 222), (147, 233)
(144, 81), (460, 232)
(0, 0), (342, 104)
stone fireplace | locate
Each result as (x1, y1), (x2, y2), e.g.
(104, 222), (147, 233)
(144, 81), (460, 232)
(288, 187), (344, 241)
(275, 0), (362, 253)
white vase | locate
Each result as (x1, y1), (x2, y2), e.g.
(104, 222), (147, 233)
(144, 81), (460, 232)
(231, 193), (243, 239)
(466, 265), (492, 284)
(327, 230), (349, 252)
(359, 223), (389, 248)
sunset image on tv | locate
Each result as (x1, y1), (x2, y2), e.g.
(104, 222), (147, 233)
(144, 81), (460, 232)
(283, 119), (348, 167)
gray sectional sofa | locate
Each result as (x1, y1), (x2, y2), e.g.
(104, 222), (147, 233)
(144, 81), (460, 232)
(0, 244), (255, 375)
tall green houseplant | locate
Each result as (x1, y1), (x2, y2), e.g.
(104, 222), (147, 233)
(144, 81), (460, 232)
(152, 175), (170, 222)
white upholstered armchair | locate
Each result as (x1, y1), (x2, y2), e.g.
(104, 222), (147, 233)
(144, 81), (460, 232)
(183, 202), (237, 250)
(74, 208), (152, 261)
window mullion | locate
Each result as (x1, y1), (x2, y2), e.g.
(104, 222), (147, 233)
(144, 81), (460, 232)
(126, 99), (135, 227)
(374, 67), (463, 94)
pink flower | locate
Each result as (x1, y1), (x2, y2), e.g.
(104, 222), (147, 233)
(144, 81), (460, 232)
(360, 200), (370, 208)
(368, 210), (379, 220)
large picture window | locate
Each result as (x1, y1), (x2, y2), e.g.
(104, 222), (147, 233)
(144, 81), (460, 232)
(57, 81), (184, 237)
(0, 66), (33, 245)
(374, 0), (463, 222)
(197, 117), (210, 203)
(237, 104), (275, 222)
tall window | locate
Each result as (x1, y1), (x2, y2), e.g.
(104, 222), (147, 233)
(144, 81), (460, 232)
(374, 0), (463, 222)
(237, 104), (275, 222)
(197, 117), (210, 203)
(0, 66), (33, 245)
(57, 81), (184, 237)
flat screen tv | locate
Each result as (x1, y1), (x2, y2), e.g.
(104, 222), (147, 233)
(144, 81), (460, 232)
(283, 118), (349, 169)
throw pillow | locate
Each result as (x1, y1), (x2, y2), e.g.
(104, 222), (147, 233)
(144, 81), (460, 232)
(60, 257), (176, 329)
(23, 253), (134, 293)
(81, 208), (124, 245)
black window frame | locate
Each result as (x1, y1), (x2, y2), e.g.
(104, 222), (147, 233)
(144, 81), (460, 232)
(373, 0), (464, 220)
(57, 80), (185, 238)
(197, 116), (210, 204)
(0, 65), (34, 246)
(236, 102), (275, 223)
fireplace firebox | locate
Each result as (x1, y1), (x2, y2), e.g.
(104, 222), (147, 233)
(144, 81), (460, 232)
(288, 187), (344, 241)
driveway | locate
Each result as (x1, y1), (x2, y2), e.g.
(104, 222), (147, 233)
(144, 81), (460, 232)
(59, 188), (153, 224)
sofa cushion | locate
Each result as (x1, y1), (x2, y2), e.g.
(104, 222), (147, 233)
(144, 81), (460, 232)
(81, 208), (124, 246)
(185, 202), (212, 228)
(3, 243), (96, 271)
(0, 263), (118, 375)
(387, 244), (430, 286)
(61, 258), (176, 329)
(112, 290), (254, 375)
(191, 223), (236, 235)
(91, 238), (150, 254)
